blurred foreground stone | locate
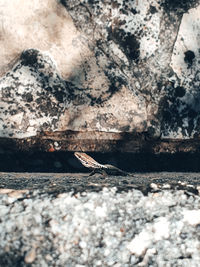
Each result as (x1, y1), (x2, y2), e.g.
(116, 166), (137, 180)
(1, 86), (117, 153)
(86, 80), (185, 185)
(1, 172), (200, 266)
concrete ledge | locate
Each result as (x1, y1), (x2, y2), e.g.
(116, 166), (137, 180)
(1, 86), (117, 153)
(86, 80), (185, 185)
(1, 132), (200, 153)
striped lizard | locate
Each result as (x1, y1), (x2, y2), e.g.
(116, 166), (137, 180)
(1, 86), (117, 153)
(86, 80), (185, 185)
(74, 152), (130, 176)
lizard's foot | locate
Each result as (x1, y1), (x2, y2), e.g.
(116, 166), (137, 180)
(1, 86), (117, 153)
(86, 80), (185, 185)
(88, 169), (107, 177)
(88, 170), (96, 176)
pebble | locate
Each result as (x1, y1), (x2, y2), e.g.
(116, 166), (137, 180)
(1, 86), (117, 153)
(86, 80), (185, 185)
(0, 189), (13, 194)
(24, 248), (36, 264)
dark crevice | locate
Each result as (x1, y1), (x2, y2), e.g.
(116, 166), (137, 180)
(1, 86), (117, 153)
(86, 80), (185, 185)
(1, 150), (200, 172)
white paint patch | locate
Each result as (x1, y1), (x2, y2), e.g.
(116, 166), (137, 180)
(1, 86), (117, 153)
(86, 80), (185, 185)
(153, 217), (170, 240)
(171, 6), (200, 82)
(127, 217), (170, 256)
(109, 42), (129, 64)
(95, 206), (107, 218)
(139, 12), (160, 59)
(0, 0), (91, 79)
(119, 0), (161, 59)
(127, 230), (152, 255)
(183, 210), (200, 226)
(9, 112), (24, 124)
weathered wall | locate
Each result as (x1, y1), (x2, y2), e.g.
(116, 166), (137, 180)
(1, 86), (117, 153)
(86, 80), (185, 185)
(0, 0), (200, 145)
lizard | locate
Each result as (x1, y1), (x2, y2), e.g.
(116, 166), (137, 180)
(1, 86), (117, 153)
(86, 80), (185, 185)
(74, 152), (130, 176)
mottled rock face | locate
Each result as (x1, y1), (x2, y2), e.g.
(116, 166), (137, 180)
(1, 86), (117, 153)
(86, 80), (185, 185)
(0, 0), (200, 140)
(166, 6), (200, 138)
(63, 0), (200, 139)
(0, 49), (146, 138)
(0, 49), (69, 138)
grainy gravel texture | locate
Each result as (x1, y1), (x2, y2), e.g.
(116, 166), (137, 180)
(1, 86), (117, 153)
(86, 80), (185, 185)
(1, 173), (200, 266)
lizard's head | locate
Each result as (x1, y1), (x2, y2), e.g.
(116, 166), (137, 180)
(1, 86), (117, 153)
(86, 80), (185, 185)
(74, 152), (88, 165)
(74, 152), (105, 169)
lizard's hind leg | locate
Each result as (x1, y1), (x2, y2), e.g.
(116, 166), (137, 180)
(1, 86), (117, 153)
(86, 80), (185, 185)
(88, 169), (107, 177)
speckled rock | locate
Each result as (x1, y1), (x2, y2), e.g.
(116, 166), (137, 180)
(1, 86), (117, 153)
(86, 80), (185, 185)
(163, 5), (200, 138)
(0, 49), (70, 138)
(0, 0), (200, 139)
(0, 48), (146, 138)
(63, 0), (200, 139)
(1, 184), (200, 267)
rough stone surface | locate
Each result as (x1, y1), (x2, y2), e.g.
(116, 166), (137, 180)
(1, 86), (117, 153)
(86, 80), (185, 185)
(1, 179), (200, 267)
(0, 0), (200, 140)
(0, 0), (86, 80)
(0, 49), (71, 138)
(163, 6), (200, 138)
(63, 0), (200, 139)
